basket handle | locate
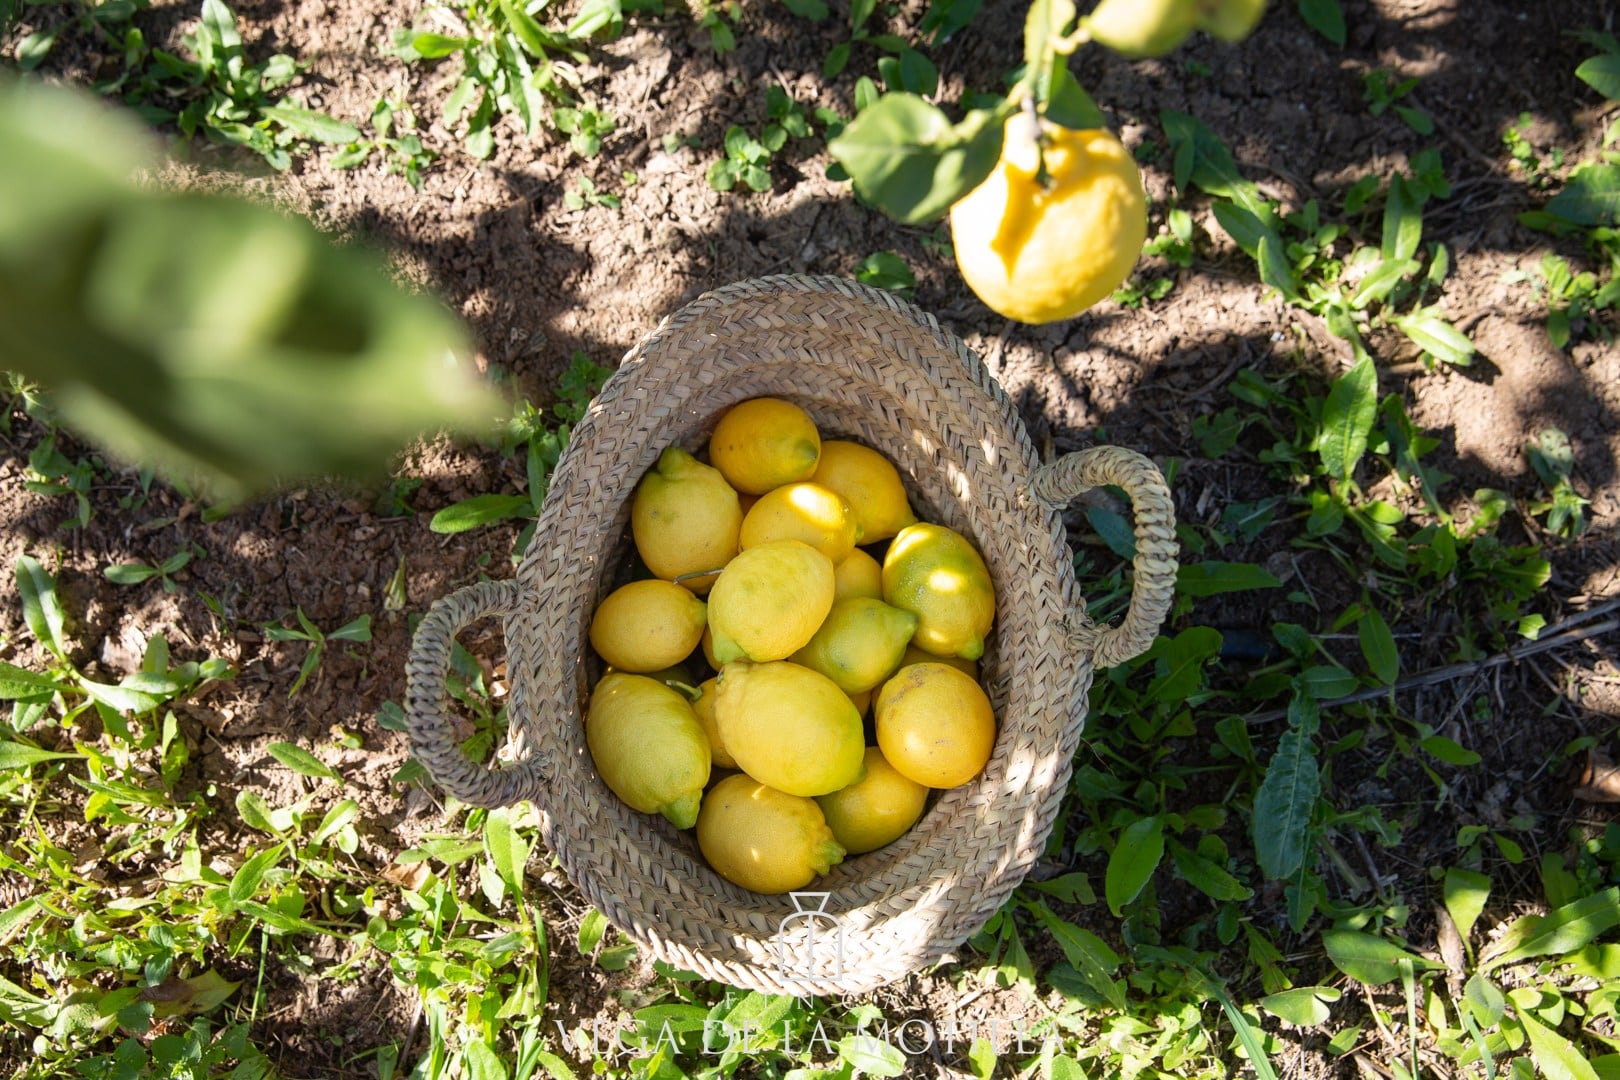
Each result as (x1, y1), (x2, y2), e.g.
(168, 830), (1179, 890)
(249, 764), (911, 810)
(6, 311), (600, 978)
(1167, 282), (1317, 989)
(403, 578), (544, 808)
(1030, 446), (1179, 669)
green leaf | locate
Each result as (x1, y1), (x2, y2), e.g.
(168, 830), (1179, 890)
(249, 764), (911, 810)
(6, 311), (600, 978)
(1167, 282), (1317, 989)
(496, 0), (554, 57)
(826, 95), (1007, 224)
(854, 250), (916, 292)
(1357, 605), (1398, 684)
(1252, 727), (1319, 879)
(1085, 506), (1136, 559)
(1031, 902), (1125, 1009)
(402, 30), (470, 58)
(578, 908), (607, 955)
(1169, 841), (1253, 902)
(838, 1035), (906, 1077)
(781, 0), (828, 19)
(1318, 355), (1377, 482)
(16, 555), (67, 661)
(1143, 626), (1222, 704)
(1419, 735), (1481, 766)
(484, 806), (530, 898)
(235, 789), (283, 834)
(1176, 561), (1283, 597)
(1381, 175), (1423, 261)
(1322, 929), (1439, 985)
(1106, 815), (1164, 915)
(1042, 62), (1105, 131)
(266, 741), (342, 781)
(429, 494), (533, 534)
(0, 80), (499, 502)
(1464, 972), (1505, 1027)
(1259, 986), (1340, 1026)
(1577, 54), (1620, 101)
(1444, 867), (1491, 948)
(228, 844), (285, 903)
(312, 800), (359, 846)
(0, 740), (83, 770)
(260, 105), (362, 144)
(1394, 310), (1474, 366)
(104, 562), (160, 585)
(0, 661), (62, 699)
(1542, 164), (1620, 228)
(1297, 0), (1345, 45)
(1518, 1011), (1601, 1080)
(1481, 888), (1620, 972)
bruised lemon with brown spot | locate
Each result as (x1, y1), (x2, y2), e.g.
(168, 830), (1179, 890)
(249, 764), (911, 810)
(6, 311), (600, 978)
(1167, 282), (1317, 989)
(950, 115), (1147, 325)
(708, 397), (821, 495)
(697, 774), (845, 894)
(587, 673), (710, 828)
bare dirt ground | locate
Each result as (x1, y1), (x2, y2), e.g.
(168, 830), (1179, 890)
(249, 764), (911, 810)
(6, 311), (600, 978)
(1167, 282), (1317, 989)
(3, 0), (1619, 1074)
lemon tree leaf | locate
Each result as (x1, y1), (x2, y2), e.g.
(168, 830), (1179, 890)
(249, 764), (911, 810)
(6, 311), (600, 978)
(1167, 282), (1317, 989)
(827, 94), (1008, 224)
(0, 80), (498, 502)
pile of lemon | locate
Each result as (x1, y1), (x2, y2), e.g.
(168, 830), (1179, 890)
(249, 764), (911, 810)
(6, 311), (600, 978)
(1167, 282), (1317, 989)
(584, 397), (999, 894)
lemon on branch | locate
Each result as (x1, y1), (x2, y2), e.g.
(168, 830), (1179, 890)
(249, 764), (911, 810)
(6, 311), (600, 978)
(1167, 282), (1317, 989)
(949, 113), (1147, 325)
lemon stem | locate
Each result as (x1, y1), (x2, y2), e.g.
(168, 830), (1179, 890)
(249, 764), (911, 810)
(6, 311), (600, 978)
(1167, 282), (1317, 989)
(1021, 94), (1056, 192)
(673, 567), (726, 585)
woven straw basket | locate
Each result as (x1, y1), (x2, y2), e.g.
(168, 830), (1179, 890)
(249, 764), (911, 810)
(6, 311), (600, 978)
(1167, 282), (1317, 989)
(404, 275), (1178, 996)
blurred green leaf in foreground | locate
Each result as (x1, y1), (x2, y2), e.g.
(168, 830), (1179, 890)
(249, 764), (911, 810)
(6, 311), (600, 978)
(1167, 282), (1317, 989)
(0, 75), (500, 501)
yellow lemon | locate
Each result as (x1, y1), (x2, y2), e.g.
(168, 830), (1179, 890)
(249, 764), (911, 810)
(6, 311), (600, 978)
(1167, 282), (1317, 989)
(791, 597), (918, 694)
(708, 397), (821, 495)
(882, 522), (996, 661)
(715, 660), (865, 796)
(740, 482), (860, 564)
(898, 644), (978, 680)
(1082, 0), (1198, 57)
(706, 540), (835, 664)
(691, 676), (736, 769)
(811, 441), (918, 543)
(833, 547), (884, 602)
(589, 579), (707, 672)
(950, 115), (1147, 324)
(587, 673), (710, 828)
(701, 625), (721, 670)
(847, 686), (872, 718)
(875, 663), (996, 788)
(631, 446), (742, 594)
(816, 747), (929, 854)
(697, 774), (845, 894)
